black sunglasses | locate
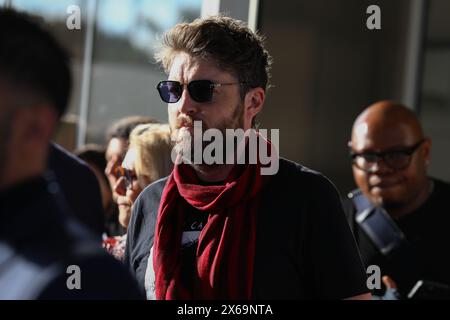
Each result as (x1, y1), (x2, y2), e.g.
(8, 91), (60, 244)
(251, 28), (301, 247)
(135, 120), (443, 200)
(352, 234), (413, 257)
(156, 80), (244, 103)
(114, 166), (136, 190)
(350, 139), (425, 172)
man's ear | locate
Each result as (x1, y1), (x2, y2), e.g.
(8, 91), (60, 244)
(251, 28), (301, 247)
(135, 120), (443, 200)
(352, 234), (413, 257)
(243, 87), (265, 128)
(422, 137), (432, 165)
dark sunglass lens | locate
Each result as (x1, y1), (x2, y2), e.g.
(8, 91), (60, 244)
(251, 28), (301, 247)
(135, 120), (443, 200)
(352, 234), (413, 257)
(188, 80), (213, 102)
(157, 81), (182, 103)
(124, 169), (132, 188)
(113, 166), (123, 179)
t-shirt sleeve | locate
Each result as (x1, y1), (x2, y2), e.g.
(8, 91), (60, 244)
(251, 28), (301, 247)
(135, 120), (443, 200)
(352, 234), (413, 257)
(305, 173), (369, 299)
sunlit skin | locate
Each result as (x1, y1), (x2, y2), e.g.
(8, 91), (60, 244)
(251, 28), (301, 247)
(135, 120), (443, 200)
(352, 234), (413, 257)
(167, 52), (265, 182)
(105, 137), (127, 202)
(349, 101), (432, 219)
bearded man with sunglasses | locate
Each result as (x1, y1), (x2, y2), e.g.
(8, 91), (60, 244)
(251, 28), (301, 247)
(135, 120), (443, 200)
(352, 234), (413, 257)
(345, 100), (450, 299)
(125, 16), (370, 300)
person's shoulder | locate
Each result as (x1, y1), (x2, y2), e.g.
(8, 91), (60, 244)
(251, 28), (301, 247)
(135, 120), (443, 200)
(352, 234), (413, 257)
(49, 142), (89, 172)
(429, 178), (450, 209)
(128, 176), (169, 236)
(341, 188), (362, 224)
(134, 176), (168, 214)
(48, 142), (104, 236)
(276, 158), (319, 181)
(72, 249), (143, 299)
(276, 158), (340, 196)
(48, 143), (99, 190)
(38, 246), (143, 300)
(125, 176), (169, 271)
(48, 142), (99, 198)
(141, 176), (169, 197)
(432, 177), (450, 193)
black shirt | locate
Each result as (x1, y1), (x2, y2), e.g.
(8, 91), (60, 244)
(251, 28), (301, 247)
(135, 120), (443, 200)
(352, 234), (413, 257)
(125, 158), (369, 299)
(0, 173), (142, 299)
(48, 143), (104, 238)
(344, 178), (450, 297)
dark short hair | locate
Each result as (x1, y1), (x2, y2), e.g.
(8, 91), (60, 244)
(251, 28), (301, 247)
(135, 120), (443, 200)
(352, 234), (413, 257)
(74, 144), (109, 188)
(155, 15), (272, 99)
(0, 8), (72, 117)
(74, 144), (107, 172)
(106, 116), (160, 142)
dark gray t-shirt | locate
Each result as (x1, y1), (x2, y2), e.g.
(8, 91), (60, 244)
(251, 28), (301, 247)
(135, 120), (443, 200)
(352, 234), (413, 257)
(124, 158), (369, 299)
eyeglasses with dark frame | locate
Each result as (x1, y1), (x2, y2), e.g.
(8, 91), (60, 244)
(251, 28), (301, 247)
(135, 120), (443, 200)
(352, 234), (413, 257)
(350, 139), (426, 173)
(156, 80), (245, 104)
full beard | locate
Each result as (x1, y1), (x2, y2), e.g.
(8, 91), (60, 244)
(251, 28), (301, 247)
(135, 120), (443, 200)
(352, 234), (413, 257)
(171, 104), (245, 168)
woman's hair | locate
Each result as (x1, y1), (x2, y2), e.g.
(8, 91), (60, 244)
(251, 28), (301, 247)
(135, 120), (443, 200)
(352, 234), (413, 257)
(129, 123), (173, 184)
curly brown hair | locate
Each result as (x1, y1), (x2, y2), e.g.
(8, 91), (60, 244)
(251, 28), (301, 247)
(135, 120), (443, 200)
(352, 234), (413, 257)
(155, 15), (272, 100)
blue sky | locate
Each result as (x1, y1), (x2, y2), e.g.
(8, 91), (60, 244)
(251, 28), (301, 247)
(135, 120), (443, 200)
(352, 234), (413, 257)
(11, 0), (202, 35)
(12, 0), (83, 18)
(9, 0), (202, 55)
(98, 0), (201, 35)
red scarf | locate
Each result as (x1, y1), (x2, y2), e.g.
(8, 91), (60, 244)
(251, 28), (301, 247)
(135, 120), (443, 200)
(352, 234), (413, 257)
(153, 141), (269, 300)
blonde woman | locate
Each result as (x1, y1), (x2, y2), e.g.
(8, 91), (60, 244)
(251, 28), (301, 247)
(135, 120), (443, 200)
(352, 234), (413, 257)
(103, 123), (173, 260)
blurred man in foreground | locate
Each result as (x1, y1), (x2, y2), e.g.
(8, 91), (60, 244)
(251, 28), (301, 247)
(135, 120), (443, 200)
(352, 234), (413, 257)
(0, 8), (141, 299)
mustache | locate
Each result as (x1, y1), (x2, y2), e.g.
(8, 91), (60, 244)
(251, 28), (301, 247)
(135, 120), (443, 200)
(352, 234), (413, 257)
(175, 115), (207, 130)
(175, 115), (194, 130)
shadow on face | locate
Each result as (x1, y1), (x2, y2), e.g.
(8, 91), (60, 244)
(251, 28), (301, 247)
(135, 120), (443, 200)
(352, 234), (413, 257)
(350, 102), (431, 213)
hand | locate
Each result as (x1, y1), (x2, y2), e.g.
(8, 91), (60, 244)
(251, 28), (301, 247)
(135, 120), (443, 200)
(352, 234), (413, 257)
(381, 275), (401, 300)
(382, 275), (398, 290)
(371, 275), (401, 300)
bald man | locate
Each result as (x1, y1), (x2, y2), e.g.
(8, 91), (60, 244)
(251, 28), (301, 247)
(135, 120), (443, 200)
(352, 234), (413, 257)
(344, 100), (450, 299)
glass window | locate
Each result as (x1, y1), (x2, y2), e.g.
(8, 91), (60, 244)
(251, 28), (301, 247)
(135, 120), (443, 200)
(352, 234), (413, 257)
(420, 0), (450, 182)
(7, 0), (202, 150)
(9, 0), (87, 151)
(86, 0), (202, 145)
